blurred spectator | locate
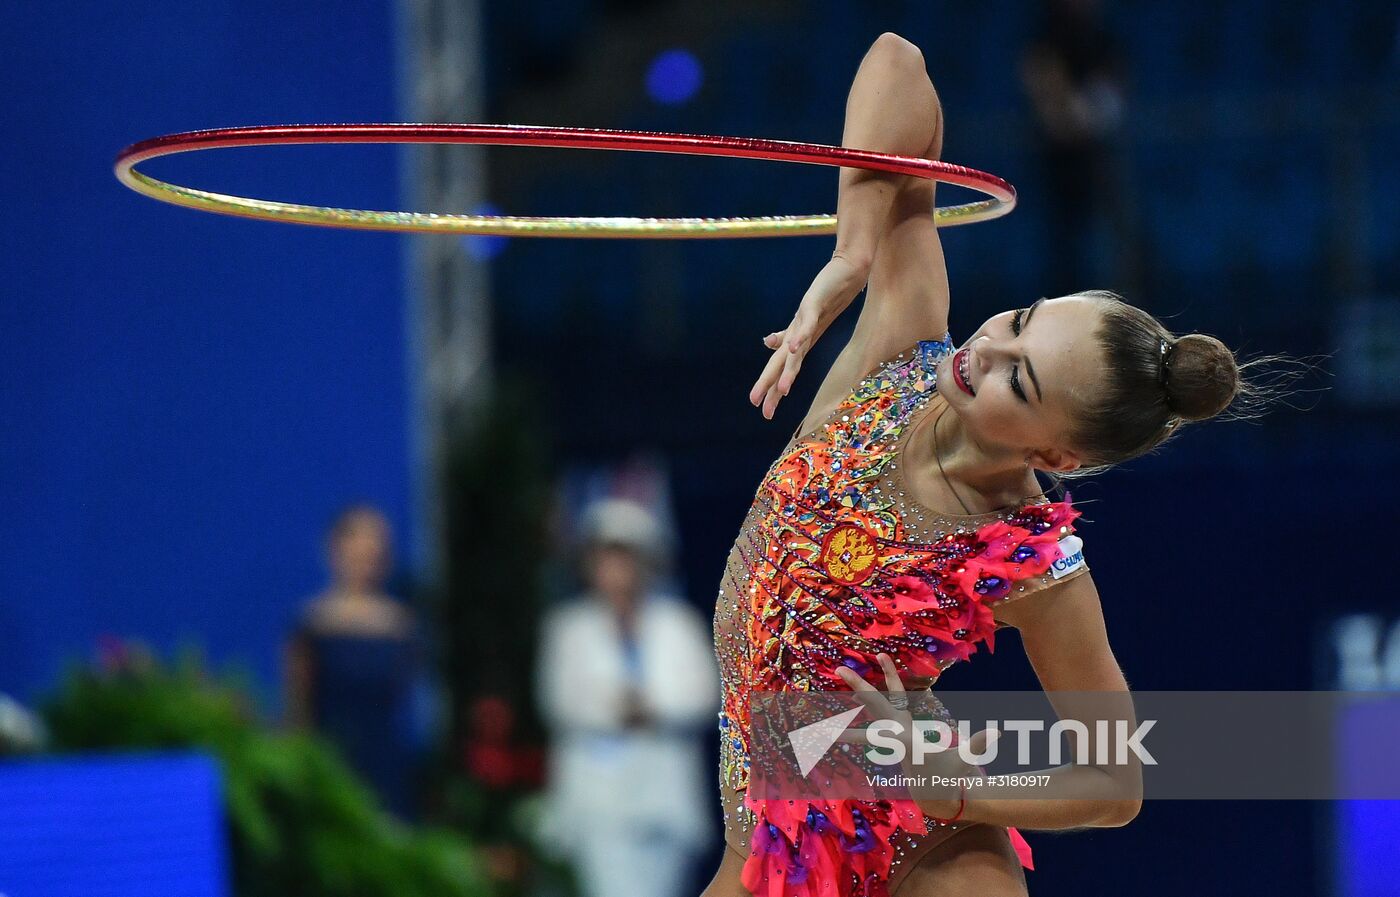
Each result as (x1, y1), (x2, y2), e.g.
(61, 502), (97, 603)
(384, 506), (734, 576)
(1021, 0), (1129, 293)
(535, 498), (718, 897)
(284, 504), (424, 819)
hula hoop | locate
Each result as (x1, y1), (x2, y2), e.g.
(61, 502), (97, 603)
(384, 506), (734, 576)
(113, 124), (1016, 238)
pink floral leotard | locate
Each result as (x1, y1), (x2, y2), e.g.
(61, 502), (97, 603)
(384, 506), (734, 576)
(712, 332), (1091, 897)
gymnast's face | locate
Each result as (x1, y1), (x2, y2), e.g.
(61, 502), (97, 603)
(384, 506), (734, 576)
(934, 295), (1106, 472)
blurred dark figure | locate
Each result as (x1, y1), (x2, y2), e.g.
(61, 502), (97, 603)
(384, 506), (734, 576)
(285, 504), (423, 819)
(452, 693), (549, 894)
(535, 498), (718, 897)
(1021, 0), (1129, 294)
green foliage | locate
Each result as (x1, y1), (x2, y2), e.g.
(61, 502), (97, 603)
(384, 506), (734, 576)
(41, 647), (493, 897)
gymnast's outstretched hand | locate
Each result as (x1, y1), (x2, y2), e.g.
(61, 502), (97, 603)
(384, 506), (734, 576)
(749, 252), (871, 419)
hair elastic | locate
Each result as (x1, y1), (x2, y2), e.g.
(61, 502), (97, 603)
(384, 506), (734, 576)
(1159, 337), (1183, 424)
(1158, 337), (1176, 387)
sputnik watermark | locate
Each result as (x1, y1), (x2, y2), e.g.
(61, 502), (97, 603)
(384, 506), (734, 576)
(860, 717), (1157, 766)
(862, 773), (1060, 791)
(747, 690), (1400, 800)
(866, 772), (990, 789)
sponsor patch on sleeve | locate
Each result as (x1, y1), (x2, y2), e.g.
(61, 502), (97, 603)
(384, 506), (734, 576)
(1050, 534), (1086, 580)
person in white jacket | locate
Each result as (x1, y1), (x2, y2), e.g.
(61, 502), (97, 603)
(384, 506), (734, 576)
(536, 497), (720, 897)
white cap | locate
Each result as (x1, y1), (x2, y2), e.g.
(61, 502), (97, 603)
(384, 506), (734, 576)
(577, 497), (673, 570)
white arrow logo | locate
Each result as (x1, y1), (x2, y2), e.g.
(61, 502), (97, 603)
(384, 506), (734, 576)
(788, 707), (864, 777)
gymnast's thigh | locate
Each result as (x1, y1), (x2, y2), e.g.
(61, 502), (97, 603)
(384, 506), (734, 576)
(890, 824), (1029, 897)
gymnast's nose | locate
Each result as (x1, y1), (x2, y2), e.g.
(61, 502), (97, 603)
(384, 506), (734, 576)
(970, 334), (998, 373)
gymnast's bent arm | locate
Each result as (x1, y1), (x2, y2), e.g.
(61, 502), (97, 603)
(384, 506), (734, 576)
(926, 572), (1144, 829)
(751, 32), (949, 426)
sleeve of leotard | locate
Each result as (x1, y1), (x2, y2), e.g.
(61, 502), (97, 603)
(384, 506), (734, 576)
(989, 527), (1091, 609)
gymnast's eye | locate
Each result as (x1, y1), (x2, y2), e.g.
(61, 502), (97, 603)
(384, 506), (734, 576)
(1009, 309), (1028, 402)
(1008, 361), (1030, 400)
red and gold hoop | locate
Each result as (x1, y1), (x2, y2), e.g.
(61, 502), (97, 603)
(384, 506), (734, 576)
(114, 123), (1016, 238)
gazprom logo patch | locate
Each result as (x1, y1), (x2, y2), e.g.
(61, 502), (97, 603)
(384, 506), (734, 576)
(1050, 534), (1086, 580)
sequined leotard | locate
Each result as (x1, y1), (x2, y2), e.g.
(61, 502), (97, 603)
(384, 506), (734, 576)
(712, 332), (1090, 897)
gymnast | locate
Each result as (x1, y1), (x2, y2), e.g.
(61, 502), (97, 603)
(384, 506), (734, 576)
(703, 31), (1272, 897)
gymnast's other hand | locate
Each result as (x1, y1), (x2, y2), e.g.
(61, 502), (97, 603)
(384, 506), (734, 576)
(836, 654), (991, 812)
(750, 252), (871, 420)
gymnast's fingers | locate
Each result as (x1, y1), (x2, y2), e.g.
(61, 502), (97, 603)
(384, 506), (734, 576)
(776, 345), (806, 396)
(786, 304), (818, 355)
(750, 340), (789, 409)
(877, 652), (904, 695)
(773, 308), (817, 394)
(767, 377), (789, 419)
(836, 666), (893, 718)
(835, 725), (873, 745)
(759, 349), (793, 417)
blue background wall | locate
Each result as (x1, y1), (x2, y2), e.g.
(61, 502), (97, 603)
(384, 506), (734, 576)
(0, 0), (413, 707)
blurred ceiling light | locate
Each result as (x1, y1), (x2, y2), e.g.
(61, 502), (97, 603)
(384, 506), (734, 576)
(646, 49), (703, 106)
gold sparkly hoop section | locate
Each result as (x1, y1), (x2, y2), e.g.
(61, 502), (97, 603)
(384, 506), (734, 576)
(114, 123), (1017, 238)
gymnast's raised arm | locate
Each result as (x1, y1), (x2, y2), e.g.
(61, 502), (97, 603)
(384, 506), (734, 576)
(750, 32), (949, 427)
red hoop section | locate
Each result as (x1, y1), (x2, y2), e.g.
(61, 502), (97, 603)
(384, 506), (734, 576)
(114, 123), (1017, 237)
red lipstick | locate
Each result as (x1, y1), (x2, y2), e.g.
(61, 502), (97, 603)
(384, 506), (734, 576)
(951, 347), (975, 396)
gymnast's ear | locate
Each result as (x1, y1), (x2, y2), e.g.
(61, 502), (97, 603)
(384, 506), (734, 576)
(1028, 446), (1081, 474)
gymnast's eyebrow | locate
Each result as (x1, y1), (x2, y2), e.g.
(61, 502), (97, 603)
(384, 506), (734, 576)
(1023, 297), (1045, 403)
